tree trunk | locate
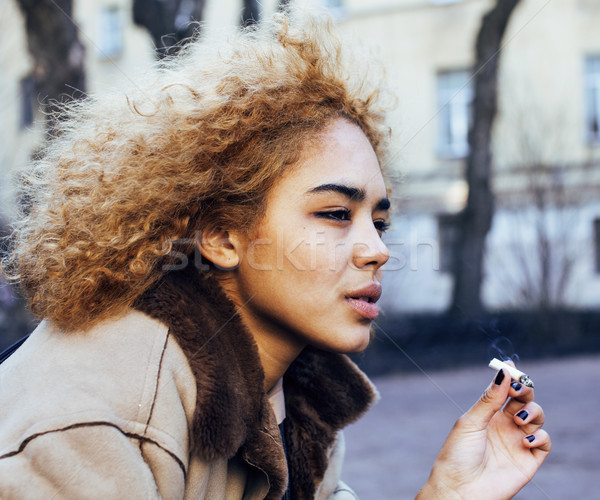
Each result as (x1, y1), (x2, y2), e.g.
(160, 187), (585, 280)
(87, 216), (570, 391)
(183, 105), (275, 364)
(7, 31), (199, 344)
(133, 0), (206, 58)
(450, 0), (520, 316)
(241, 0), (260, 27)
(16, 0), (86, 132)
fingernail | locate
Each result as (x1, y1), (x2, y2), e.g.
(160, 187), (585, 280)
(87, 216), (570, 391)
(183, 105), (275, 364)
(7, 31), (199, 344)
(516, 410), (528, 421)
(511, 381), (522, 391)
(494, 369), (505, 385)
(526, 435), (535, 443)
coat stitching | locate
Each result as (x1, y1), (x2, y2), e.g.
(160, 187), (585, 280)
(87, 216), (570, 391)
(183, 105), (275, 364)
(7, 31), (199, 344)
(0, 421), (187, 479)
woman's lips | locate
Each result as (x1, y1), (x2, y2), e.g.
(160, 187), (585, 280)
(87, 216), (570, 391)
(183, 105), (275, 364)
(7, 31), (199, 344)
(345, 297), (379, 320)
(345, 282), (382, 319)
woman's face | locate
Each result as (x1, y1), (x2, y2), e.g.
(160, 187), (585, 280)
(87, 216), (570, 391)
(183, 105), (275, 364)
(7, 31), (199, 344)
(230, 118), (390, 355)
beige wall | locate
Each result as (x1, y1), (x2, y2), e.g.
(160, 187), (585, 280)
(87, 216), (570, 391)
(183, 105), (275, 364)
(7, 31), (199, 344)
(340, 0), (489, 171)
(5, 0), (600, 213)
(0, 0), (281, 217)
(337, 0), (492, 213)
(496, 0), (600, 168)
(0, 0), (39, 217)
(74, 0), (155, 95)
(334, 0), (600, 211)
(3, 0), (600, 311)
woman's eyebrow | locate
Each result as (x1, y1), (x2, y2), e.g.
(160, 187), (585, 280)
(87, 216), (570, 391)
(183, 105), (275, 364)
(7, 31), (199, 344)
(307, 183), (390, 211)
(307, 183), (365, 201)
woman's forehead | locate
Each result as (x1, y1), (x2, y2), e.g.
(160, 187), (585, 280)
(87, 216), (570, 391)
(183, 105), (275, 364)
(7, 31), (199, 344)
(285, 119), (386, 193)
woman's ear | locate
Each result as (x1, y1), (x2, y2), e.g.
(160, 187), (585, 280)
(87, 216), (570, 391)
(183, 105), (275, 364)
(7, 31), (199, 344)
(196, 227), (244, 270)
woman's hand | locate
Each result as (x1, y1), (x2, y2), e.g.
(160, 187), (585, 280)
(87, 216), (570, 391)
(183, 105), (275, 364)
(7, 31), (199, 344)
(416, 367), (551, 500)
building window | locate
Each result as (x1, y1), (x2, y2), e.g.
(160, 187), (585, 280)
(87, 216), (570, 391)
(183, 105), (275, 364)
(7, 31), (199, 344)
(585, 56), (600, 144)
(438, 213), (460, 273)
(437, 69), (472, 158)
(97, 6), (123, 60)
(594, 218), (600, 273)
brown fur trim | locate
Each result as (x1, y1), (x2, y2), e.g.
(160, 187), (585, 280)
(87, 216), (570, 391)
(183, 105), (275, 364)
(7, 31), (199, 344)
(284, 349), (378, 500)
(134, 269), (287, 498)
(134, 268), (377, 499)
(134, 269), (264, 459)
(242, 418), (289, 500)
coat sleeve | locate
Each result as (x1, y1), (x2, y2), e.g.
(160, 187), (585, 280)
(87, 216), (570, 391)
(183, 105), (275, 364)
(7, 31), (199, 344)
(331, 481), (360, 500)
(0, 423), (185, 499)
(0, 314), (192, 499)
(316, 431), (360, 500)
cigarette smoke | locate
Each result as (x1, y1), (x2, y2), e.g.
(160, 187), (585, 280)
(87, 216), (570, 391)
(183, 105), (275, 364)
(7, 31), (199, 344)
(488, 336), (520, 364)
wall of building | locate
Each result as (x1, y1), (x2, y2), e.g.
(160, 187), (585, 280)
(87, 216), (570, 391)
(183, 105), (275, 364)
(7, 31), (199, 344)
(0, 0), (281, 217)
(2, 0), (599, 311)
(0, 0), (40, 217)
(331, 0), (600, 312)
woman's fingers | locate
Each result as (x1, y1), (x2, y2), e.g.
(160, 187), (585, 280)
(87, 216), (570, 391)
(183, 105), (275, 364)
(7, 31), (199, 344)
(501, 360), (536, 403)
(511, 401), (545, 435)
(459, 369), (511, 431)
(523, 429), (552, 461)
(508, 379), (535, 403)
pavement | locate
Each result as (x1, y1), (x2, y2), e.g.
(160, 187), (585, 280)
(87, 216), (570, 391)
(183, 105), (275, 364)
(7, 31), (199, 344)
(343, 354), (600, 499)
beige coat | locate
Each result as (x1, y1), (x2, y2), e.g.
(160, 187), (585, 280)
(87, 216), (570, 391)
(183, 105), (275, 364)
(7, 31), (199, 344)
(0, 270), (377, 499)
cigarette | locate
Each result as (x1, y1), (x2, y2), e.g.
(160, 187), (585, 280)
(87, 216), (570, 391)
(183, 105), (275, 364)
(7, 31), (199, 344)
(488, 358), (534, 388)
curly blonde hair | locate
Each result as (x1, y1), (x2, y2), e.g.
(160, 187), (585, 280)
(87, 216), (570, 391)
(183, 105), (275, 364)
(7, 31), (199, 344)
(2, 9), (391, 331)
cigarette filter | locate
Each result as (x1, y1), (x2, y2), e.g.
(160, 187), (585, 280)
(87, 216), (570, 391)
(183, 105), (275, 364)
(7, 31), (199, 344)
(488, 358), (534, 388)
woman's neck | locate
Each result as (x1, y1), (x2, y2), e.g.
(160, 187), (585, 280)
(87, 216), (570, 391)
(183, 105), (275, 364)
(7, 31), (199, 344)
(237, 308), (305, 392)
(215, 273), (305, 392)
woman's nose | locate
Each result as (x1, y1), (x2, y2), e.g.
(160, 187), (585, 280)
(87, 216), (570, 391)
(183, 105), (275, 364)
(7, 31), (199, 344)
(351, 225), (390, 270)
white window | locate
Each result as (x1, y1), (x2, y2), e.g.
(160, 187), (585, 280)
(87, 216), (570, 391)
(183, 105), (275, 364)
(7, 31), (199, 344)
(97, 6), (123, 60)
(437, 69), (472, 158)
(585, 56), (600, 144)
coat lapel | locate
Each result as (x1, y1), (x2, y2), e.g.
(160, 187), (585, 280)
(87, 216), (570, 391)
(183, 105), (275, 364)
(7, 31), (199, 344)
(134, 268), (377, 499)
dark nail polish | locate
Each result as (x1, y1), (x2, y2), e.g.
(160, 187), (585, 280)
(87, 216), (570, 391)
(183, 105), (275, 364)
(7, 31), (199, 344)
(516, 410), (528, 421)
(511, 381), (522, 391)
(494, 369), (505, 385)
(526, 435), (535, 443)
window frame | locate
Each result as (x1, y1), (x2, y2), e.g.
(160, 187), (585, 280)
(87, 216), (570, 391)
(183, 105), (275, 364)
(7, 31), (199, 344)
(436, 68), (473, 159)
(97, 5), (123, 60)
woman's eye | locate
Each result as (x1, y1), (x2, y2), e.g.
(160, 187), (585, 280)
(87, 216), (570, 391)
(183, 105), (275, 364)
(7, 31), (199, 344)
(374, 220), (390, 234)
(316, 209), (351, 222)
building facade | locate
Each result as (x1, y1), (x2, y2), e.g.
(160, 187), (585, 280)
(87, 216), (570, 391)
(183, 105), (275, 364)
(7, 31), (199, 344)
(334, 0), (600, 312)
(2, 0), (600, 312)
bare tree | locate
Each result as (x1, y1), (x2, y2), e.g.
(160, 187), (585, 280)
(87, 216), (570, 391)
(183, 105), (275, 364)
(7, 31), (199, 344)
(492, 172), (577, 307)
(241, 0), (260, 26)
(133, 0), (206, 58)
(16, 0), (86, 132)
(134, 0), (262, 58)
(488, 118), (589, 312)
(450, 0), (521, 316)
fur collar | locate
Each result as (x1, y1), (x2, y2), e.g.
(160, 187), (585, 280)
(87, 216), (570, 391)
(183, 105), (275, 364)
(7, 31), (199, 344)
(134, 268), (377, 500)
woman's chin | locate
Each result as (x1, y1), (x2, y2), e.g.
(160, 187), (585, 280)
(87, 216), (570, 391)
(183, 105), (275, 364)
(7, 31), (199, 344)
(324, 329), (372, 354)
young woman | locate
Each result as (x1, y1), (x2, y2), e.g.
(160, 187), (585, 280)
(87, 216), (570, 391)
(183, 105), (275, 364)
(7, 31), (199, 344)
(0, 9), (549, 499)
